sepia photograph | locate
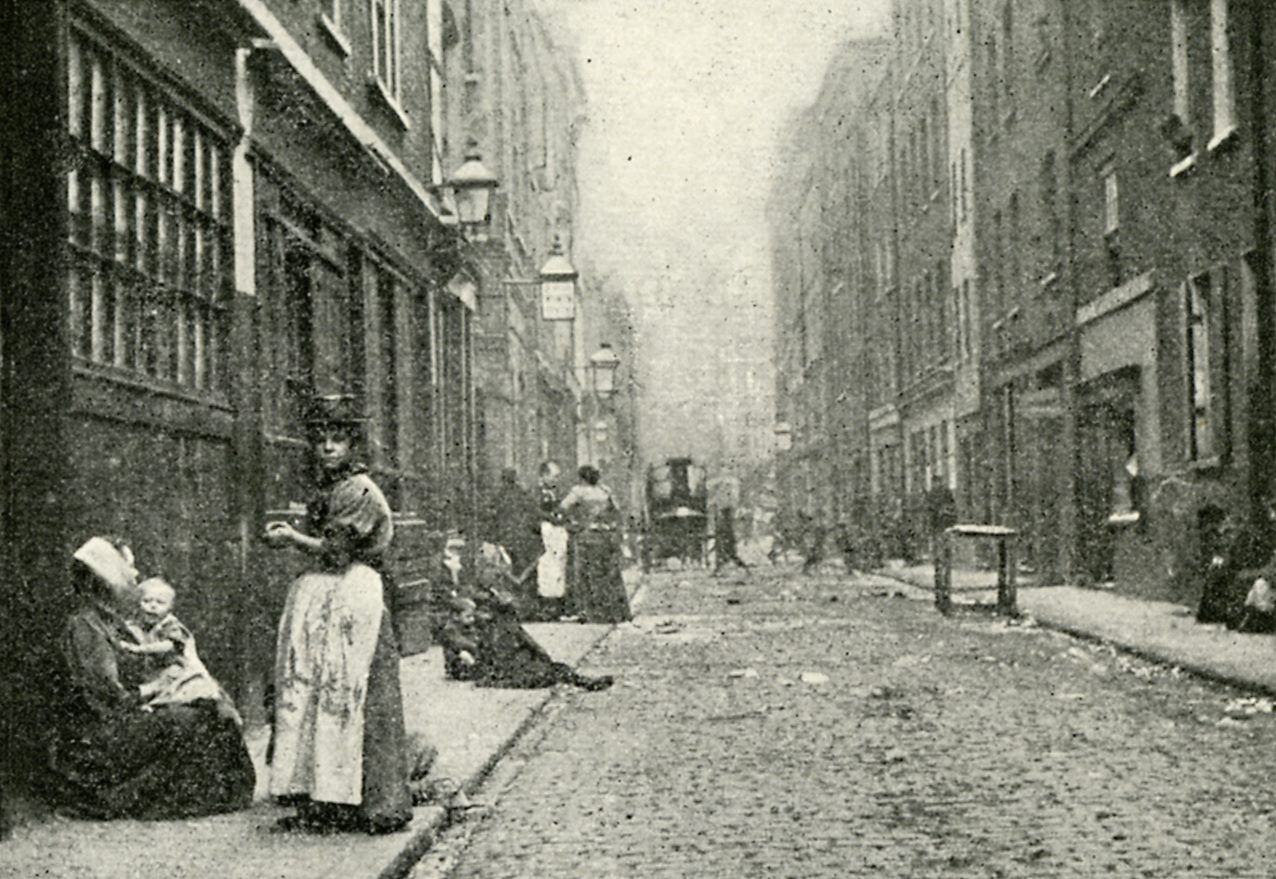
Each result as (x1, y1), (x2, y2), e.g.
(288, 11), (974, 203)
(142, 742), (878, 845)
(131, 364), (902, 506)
(3, 0), (1276, 876)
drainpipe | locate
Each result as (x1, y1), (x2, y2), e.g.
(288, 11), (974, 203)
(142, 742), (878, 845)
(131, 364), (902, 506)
(1247, 4), (1276, 547)
(1058, 0), (1083, 582)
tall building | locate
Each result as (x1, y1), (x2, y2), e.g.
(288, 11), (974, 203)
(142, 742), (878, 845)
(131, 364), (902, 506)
(772, 0), (1276, 605)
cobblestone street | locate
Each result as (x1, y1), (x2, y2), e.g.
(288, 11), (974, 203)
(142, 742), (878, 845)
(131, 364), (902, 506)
(415, 565), (1276, 878)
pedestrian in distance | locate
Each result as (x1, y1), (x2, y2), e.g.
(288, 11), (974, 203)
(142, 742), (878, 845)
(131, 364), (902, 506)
(713, 504), (750, 574)
(535, 460), (571, 621)
(262, 394), (413, 835)
(835, 520), (860, 576)
(560, 465), (633, 623)
(800, 510), (828, 575)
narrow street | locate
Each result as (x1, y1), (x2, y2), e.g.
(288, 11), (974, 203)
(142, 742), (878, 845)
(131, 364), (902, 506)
(415, 564), (1276, 878)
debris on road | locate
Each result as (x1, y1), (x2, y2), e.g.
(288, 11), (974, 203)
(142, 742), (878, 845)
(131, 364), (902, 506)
(1223, 697), (1275, 718)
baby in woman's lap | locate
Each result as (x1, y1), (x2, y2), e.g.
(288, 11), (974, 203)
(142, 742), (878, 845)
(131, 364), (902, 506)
(121, 577), (242, 726)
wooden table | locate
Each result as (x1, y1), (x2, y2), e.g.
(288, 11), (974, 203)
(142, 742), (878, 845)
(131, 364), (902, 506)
(934, 524), (1019, 616)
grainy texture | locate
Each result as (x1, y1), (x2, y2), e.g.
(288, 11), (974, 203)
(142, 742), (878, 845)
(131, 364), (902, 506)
(423, 566), (1276, 879)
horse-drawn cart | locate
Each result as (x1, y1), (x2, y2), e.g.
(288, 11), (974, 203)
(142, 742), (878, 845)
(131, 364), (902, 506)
(642, 457), (709, 569)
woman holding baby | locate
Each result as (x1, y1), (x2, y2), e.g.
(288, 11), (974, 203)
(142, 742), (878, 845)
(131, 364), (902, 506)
(47, 536), (255, 819)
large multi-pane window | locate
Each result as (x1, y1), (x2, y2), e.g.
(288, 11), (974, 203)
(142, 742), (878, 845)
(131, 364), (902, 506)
(65, 22), (232, 394)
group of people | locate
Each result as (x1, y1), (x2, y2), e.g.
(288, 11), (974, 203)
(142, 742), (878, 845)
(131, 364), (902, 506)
(42, 394), (627, 835)
(479, 460), (633, 627)
(1196, 507), (1276, 634)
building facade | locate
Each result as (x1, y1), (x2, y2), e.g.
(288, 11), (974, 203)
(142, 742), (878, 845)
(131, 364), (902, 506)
(0, 0), (613, 759)
(772, 0), (1276, 604)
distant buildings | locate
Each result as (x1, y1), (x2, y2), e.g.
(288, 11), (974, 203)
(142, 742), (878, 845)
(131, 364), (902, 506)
(771, 0), (1276, 605)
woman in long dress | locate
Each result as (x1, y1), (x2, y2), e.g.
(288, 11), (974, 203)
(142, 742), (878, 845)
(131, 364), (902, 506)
(561, 465), (632, 624)
(48, 537), (255, 819)
(263, 395), (412, 834)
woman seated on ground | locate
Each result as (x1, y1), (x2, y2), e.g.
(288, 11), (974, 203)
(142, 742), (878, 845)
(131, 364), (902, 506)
(437, 539), (612, 691)
(47, 537), (255, 820)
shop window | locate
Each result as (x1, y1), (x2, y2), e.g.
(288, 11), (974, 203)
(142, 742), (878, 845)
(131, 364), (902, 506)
(65, 23), (231, 394)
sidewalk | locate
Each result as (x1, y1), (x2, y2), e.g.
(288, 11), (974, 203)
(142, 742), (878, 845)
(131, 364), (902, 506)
(875, 562), (1276, 697)
(1, 621), (619, 879)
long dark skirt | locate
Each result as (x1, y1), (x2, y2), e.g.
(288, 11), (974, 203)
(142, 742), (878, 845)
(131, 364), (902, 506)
(49, 701), (254, 820)
(446, 605), (577, 689)
(570, 531), (632, 624)
(355, 612), (413, 826)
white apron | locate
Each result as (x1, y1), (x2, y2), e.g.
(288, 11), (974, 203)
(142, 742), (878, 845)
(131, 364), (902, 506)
(537, 522), (570, 599)
(270, 563), (384, 804)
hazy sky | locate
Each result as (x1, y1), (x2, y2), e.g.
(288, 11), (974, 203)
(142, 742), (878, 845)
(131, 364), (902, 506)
(547, 0), (890, 461)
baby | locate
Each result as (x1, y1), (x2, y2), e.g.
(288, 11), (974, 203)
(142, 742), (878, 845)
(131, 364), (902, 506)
(121, 577), (242, 726)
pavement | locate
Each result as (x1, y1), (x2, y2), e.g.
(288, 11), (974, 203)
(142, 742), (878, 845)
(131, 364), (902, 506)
(871, 560), (1276, 697)
(0, 579), (636, 879)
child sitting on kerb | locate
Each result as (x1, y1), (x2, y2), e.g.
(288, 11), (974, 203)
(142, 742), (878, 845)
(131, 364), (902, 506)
(120, 577), (242, 726)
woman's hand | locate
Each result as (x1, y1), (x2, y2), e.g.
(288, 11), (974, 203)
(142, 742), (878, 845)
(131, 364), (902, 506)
(263, 521), (299, 549)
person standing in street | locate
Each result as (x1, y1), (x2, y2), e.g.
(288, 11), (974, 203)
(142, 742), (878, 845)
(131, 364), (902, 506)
(801, 510), (828, 575)
(560, 465), (633, 623)
(713, 505), (750, 574)
(262, 395), (412, 835)
(536, 461), (571, 620)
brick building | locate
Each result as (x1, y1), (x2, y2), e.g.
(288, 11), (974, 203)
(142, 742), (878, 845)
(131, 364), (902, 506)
(0, 0), (612, 762)
(772, 0), (1276, 606)
(457, 0), (594, 496)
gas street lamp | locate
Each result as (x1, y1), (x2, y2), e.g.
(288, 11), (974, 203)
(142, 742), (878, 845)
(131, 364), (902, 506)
(538, 236), (579, 321)
(588, 342), (621, 398)
(446, 141), (499, 237)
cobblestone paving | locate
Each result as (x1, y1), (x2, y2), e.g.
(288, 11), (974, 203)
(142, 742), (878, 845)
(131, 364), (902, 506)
(415, 565), (1276, 878)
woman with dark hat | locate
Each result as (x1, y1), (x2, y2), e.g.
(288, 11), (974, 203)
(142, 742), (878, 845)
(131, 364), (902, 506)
(47, 536), (255, 819)
(262, 395), (412, 834)
(560, 465), (632, 623)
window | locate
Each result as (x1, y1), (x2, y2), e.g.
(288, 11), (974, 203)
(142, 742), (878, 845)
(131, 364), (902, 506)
(1170, 0), (1191, 126)
(375, 266), (401, 477)
(372, 0), (401, 100)
(1040, 152), (1061, 270)
(1210, 0), (1235, 143)
(65, 22), (232, 393)
(1001, 2), (1014, 114)
(992, 209), (1004, 317)
(426, 0), (445, 184)
(1185, 271), (1228, 462)
(1103, 166), (1119, 235)
(961, 279), (973, 358)
(1008, 192), (1021, 294)
(325, 0), (343, 30)
(986, 37), (1000, 133)
(951, 161), (958, 225)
